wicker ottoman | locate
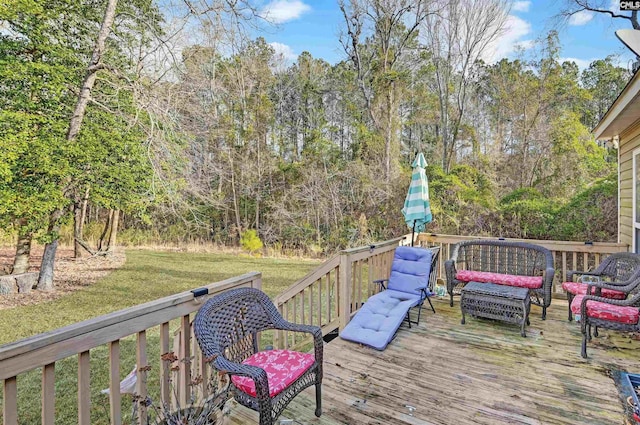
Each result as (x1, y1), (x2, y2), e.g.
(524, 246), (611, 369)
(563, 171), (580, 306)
(460, 281), (530, 337)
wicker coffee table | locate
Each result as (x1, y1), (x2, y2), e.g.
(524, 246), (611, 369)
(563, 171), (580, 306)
(460, 281), (530, 337)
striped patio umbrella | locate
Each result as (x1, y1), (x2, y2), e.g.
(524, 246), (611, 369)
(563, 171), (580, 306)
(402, 152), (432, 246)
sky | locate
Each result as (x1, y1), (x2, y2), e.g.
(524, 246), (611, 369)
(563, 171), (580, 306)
(259, 0), (637, 70)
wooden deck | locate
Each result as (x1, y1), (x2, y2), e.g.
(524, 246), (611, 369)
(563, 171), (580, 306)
(229, 298), (640, 425)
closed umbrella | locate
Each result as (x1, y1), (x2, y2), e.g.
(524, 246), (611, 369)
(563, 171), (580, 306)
(402, 152), (432, 246)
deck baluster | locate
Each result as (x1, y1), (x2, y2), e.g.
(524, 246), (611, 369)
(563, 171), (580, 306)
(42, 363), (55, 425)
(160, 321), (171, 406)
(136, 331), (148, 424)
(179, 315), (191, 408)
(109, 340), (121, 425)
(4, 376), (17, 425)
(78, 351), (90, 425)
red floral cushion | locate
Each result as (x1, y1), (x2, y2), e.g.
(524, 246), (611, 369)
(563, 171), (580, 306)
(561, 281), (626, 299)
(231, 350), (315, 397)
(570, 295), (640, 325)
(456, 270), (543, 289)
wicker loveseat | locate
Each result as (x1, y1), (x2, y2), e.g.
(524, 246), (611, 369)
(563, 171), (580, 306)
(445, 239), (555, 319)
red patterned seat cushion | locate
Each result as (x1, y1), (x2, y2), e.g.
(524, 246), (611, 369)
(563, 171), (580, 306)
(231, 349), (315, 397)
(561, 281), (626, 299)
(456, 270), (543, 289)
(570, 295), (640, 325)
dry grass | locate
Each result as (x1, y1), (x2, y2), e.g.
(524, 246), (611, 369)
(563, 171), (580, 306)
(0, 248), (321, 344)
(0, 247), (126, 310)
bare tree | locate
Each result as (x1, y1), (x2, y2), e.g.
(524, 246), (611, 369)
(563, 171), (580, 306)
(339, 0), (438, 182)
(561, 1), (639, 29)
(560, 1), (639, 62)
(422, 0), (510, 172)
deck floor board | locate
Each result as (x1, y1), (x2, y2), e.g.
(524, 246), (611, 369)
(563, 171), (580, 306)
(229, 299), (639, 424)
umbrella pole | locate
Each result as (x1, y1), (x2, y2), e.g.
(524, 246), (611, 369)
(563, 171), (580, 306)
(411, 221), (416, 247)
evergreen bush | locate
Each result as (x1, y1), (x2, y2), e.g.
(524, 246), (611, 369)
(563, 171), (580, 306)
(551, 175), (617, 242)
(240, 229), (263, 253)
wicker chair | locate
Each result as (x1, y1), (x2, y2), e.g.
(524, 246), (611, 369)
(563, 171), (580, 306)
(445, 239), (554, 319)
(193, 288), (323, 425)
(562, 252), (640, 321)
(425, 246), (441, 313)
(574, 287), (640, 358)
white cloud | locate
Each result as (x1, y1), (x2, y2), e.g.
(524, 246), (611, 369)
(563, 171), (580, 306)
(560, 57), (596, 70)
(270, 42), (298, 62)
(483, 15), (532, 62)
(261, 0), (311, 24)
(568, 10), (594, 26)
(512, 1), (530, 12)
(610, 0), (619, 12)
(514, 39), (535, 50)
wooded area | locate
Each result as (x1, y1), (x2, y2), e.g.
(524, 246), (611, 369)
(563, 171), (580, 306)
(0, 0), (631, 287)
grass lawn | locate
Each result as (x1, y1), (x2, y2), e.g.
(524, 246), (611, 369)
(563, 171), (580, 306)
(0, 250), (320, 345)
(0, 250), (321, 424)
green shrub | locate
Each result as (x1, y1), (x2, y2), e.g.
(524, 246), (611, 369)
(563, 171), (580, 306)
(551, 175), (617, 242)
(240, 229), (263, 253)
(425, 164), (498, 234)
(0, 228), (14, 245)
(499, 188), (544, 205)
(280, 223), (317, 250)
(119, 227), (154, 246)
(499, 198), (557, 239)
(83, 221), (106, 242)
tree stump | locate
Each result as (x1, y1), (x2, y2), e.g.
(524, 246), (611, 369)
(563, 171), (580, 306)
(14, 272), (39, 294)
(0, 275), (17, 295)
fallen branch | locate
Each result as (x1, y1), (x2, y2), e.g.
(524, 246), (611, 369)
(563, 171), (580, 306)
(75, 238), (111, 257)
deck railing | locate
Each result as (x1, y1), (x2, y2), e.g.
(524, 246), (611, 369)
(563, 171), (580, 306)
(273, 237), (405, 347)
(0, 272), (262, 425)
(273, 233), (630, 346)
(0, 233), (630, 424)
(414, 233), (629, 296)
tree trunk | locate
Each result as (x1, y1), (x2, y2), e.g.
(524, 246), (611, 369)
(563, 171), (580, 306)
(75, 186), (90, 257)
(37, 238), (58, 291)
(74, 196), (86, 258)
(106, 210), (119, 252)
(98, 209), (114, 251)
(37, 206), (65, 291)
(80, 186), (90, 234)
(255, 198), (259, 230)
(66, 0), (118, 142)
(12, 219), (32, 274)
(39, 0), (118, 284)
(229, 153), (242, 241)
(385, 84), (393, 182)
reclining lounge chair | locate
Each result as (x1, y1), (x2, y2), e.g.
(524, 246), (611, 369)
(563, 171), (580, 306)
(339, 246), (438, 350)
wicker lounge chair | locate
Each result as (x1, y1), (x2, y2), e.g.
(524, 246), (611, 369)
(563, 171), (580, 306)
(193, 288), (323, 425)
(562, 252), (640, 321)
(339, 246), (438, 350)
(445, 239), (554, 319)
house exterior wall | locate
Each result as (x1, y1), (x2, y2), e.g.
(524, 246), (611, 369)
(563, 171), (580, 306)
(618, 119), (640, 250)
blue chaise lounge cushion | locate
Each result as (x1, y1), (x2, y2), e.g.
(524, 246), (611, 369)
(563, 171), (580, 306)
(339, 246), (433, 350)
(388, 246), (432, 294)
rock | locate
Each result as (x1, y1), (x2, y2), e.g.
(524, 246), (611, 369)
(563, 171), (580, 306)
(0, 275), (16, 295)
(14, 272), (38, 294)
